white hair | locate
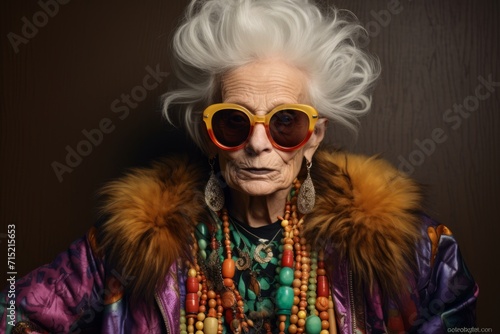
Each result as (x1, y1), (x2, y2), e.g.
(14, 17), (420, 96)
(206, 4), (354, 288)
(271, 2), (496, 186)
(163, 0), (380, 154)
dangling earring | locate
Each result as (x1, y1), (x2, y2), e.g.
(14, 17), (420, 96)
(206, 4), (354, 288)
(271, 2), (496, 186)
(297, 159), (315, 214)
(204, 157), (224, 212)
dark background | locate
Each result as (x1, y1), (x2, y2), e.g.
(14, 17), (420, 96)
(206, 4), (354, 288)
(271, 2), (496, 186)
(1, 0), (498, 328)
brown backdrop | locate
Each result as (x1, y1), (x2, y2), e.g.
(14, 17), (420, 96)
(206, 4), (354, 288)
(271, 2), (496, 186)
(1, 0), (498, 328)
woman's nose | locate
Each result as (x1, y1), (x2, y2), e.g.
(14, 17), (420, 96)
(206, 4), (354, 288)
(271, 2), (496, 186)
(245, 123), (273, 155)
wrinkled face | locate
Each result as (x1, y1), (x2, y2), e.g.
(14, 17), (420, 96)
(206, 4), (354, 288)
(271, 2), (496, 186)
(215, 59), (325, 196)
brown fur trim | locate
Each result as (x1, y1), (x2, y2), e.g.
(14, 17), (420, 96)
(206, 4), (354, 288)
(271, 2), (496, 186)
(304, 149), (422, 302)
(96, 154), (209, 303)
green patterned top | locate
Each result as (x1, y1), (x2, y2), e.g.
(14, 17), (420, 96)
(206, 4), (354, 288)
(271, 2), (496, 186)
(227, 218), (283, 333)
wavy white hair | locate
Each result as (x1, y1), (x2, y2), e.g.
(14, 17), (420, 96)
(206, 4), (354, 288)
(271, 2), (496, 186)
(163, 0), (380, 154)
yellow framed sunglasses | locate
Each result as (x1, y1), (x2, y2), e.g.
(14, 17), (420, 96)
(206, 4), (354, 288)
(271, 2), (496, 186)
(203, 103), (319, 151)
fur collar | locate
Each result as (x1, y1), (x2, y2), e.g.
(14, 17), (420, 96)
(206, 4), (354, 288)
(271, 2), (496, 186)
(96, 149), (422, 303)
(306, 150), (422, 302)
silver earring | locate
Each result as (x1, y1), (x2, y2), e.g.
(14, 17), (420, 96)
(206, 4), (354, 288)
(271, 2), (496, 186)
(204, 157), (224, 212)
(297, 159), (315, 214)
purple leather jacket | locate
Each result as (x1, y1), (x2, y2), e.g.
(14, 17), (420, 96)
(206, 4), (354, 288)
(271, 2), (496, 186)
(0, 152), (478, 333)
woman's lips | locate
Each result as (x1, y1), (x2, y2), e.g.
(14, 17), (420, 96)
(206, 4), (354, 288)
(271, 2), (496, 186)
(242, 168), (274, 175)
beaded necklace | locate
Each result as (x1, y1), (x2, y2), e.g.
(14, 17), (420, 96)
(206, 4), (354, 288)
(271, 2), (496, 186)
(182, 179), (336, 334)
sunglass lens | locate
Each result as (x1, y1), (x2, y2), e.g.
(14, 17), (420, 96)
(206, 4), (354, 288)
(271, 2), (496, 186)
(270, 109), (310, 148)
(212, 109), (251, 147)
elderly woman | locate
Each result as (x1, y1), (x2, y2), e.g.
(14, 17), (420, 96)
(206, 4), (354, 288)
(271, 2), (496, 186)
(1, 0), (477, 333)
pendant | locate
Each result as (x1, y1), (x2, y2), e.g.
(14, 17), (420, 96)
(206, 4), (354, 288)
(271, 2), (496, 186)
(236, 247), (251, 271)
(206, 250), (224, 292)
(221, 290), (236, 308)
(249, 272), (261, 298)
(254, 244), (273, 264)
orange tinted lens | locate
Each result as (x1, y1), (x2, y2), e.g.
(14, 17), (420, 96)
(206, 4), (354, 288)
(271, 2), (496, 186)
(212, 109), (251, 147)
(269, 109), (310, 147)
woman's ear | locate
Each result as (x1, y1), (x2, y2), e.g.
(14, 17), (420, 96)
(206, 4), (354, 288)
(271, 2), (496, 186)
(303, 118), (328, 161)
